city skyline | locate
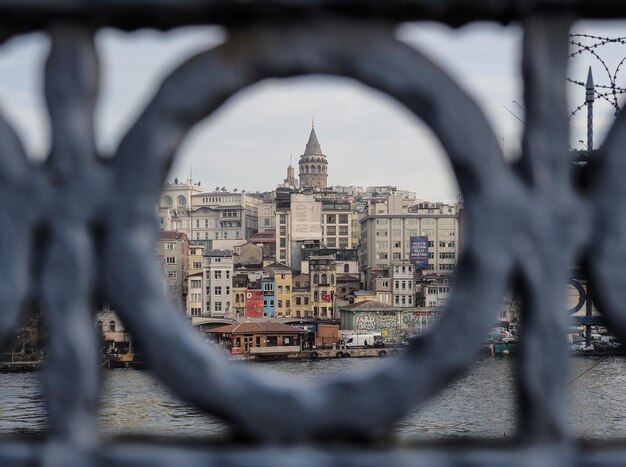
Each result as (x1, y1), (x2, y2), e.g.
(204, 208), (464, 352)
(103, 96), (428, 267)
(0, 21), (624, 202)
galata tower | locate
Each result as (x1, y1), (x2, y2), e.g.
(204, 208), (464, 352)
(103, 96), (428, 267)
(298, 123), (328, 190)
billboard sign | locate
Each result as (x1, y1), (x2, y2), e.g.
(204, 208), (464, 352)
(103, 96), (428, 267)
(409, 236), (429, 270)
(245, 290), (263, 319)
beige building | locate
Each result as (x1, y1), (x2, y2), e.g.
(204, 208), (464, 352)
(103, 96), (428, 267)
(309, 255), (336, 319)
(359, 199), (462, 286)
(273, 269), (293, 318)
(276, 193), (322, 267)
(292, 273), (312, 318)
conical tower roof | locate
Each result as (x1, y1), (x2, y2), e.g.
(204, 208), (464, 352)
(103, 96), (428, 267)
(304, 127), (324, 156)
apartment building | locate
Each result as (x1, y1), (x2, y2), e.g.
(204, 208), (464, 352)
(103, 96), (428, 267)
(360, 197), (463, 286)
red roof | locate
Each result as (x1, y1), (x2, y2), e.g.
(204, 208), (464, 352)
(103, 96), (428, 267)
(206, 322), (304, 335)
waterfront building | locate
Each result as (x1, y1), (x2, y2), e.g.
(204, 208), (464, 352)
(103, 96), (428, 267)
(359, 197), (463, 287)
(187, 271), (204, 317)
(245, 286), (264, 319)
(261, 277), (276, 318)
(204, 250), (234, 318)
(292, 273), (312, 319)
(96, 306), (132, 354)
(206, 322), (303, 356)
(232, 274), (248, 319)
(309, 255), (336, 320)
(273, 269), (293, 318)
(298, 124), (328, 190)
(339, 300), (442, 343)
(155, 231), (189, 311)
(186, 244), (205, 317)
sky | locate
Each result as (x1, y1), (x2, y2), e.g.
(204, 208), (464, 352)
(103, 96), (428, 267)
(0, 20), (624, 202)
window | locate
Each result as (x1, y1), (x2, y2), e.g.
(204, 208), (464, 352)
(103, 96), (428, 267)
(277, 285), (283, 294)
(326, 226), (336, 236)
(327, 238), (336, 247)
(165, 242), (176, 250)
(280, 238), (286, 247)
(313, 274), (318, 284)
(279, 226), (286, 236)
(392, 229), (401, 237)
(280, 250), (286, 260)
(215, 302), (222, 311)
(192, 261), (201, 269)
(226, 270), (230, 279)
(339, 226), (349, 236)
(278, 300), (283, 308)
(225, 286), (230, 295)
(296, 297), (301, 305)
(344, 264), (349, 273)
(167, 271), (177, 279)
(214, 270), (222, 279)
(177, 195), (186, 206)
(304, 297), (309, 305)
(214, 286), (222, 295)
(286, 300), (290, 308)
(338, 214), (349, 224)
(166, 257), (176, 264)
(339, 238), (349, 248)
(109, 321), (116, 332)
(326, 214), (336, 224)
(321, 274), (327, 284)
(279, 214), (286, 224)
(286, 286), (290, 293)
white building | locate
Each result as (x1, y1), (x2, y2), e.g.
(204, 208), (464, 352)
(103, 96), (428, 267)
(158, 179), (260, 244)
(204, 250), (234, 318)
(390, 261), (415, 308)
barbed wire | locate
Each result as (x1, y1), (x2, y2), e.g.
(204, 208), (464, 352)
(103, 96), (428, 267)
(568, 34), (626, 118)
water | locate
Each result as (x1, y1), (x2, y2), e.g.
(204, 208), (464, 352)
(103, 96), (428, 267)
(1, 356), (626, 440)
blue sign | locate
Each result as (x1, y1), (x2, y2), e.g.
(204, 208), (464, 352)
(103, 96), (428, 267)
(410, 236), (429, 270)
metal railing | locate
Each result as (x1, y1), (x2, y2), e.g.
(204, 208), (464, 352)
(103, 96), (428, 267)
(0, 1), (625, 466)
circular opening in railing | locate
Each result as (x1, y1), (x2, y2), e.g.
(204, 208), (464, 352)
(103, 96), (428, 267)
(97, 21), (516, 441)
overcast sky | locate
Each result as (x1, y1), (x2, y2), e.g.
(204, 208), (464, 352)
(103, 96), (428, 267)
(0, 20), (624, 202)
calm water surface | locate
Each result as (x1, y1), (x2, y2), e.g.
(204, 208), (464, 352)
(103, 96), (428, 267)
(1, 356), (625, 440)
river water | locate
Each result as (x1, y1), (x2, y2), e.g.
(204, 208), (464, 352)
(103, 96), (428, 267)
(1, 356), (626, 440)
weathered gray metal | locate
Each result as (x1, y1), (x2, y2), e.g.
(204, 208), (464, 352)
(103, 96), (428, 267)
(0, 1), (624, 466)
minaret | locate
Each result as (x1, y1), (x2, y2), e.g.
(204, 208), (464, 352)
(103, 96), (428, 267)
(586, 66), (594, 151)
(298, 120), (328, 190)
(283, 156), (299, 189)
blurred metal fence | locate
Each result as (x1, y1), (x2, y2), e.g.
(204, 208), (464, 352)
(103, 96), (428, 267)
(0, 1), (625, 466)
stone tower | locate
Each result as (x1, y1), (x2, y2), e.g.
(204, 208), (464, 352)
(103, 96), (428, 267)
(298, 123), (328, 190)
